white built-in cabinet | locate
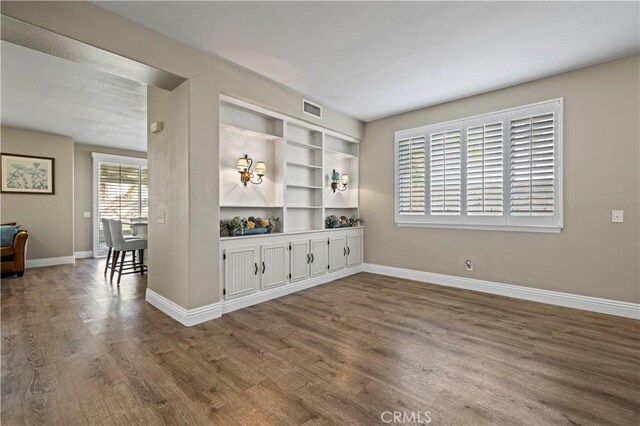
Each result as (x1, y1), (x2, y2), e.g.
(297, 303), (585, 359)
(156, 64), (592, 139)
(310, 238), (328, 278)
(223, 246), (259, 299)
(222, 228), (363, 302)
(219, 95), (362, 312)
(260, 243), (289, 290)
(290, 240), (310, 283)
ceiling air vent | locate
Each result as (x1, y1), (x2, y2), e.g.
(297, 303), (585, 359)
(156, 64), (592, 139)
(302, 99), (322, 119)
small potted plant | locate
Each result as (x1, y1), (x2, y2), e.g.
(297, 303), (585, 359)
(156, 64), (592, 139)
(220, 216), (280, 236)
(325, 215), (364, 229)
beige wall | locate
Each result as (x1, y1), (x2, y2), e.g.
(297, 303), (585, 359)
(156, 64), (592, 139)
(361, 56), (640, 303)
(73, 143), (146, 253)
(1, 127), (74, 260)
(0, 1), (364, 309)
(147, 83), (190, 308)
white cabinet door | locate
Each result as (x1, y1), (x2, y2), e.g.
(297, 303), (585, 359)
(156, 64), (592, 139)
(347, 234), (362, 267)
(261, 243), (289, 290)
(310, 238), (328, 277)
(329, 236), (347, 273)
(224, 246), (259, 299)
(290, 240), (310, 283)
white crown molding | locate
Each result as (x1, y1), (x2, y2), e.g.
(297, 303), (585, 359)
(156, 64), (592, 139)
(74, 251), (93, 259)
(26, 256), (75, 268)
(363, 263), (639, 320)
(146, 289), (222, 326)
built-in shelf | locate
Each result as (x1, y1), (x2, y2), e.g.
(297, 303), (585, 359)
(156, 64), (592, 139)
(221, 96), (359, 240)
(220, 226), (364, 240)
(326, 206), (359, 210)
(287, 184), (322, 189)
(287, 140), (322, 150)
(286, 161), (322, 170)
(222, 124), (282, 141)
(220, 205), (284, 209)
(324, 148), (357, 158)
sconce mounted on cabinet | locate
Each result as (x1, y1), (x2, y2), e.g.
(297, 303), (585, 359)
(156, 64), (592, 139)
(331, 169), (349, 192)
(237, 154), (266, 186)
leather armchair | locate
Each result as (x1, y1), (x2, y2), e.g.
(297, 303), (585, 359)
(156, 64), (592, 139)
(1, 222), (29, 277)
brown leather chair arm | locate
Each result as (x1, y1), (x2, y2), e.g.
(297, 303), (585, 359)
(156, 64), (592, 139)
(12, 230), (29, 272)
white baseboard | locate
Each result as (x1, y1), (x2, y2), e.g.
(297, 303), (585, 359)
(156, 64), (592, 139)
(145, 265), (363, 326)
(145, 289), (222, 326)
(74, 251), (93, 259)
(363, 263), (640, 320)
(26, 256), (75, 268)
(222, 265), (363, 314)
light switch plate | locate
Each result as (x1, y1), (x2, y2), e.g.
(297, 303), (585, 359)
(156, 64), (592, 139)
(611, 210), (624, 223)
(157, 213), (166, 224)
(83, 211), (91, 218)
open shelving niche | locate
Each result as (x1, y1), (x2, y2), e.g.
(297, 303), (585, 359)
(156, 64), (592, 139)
(219, 95), (360, 238)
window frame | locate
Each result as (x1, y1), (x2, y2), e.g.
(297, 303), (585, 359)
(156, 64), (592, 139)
(394, 98), (563, 233)
(92, 153), (148, 257)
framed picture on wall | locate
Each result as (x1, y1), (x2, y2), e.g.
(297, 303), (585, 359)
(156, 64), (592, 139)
(1, 153), (55, 194)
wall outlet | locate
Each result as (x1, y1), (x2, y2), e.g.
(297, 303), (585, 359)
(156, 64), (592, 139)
(611, 210), (624, 223)
(83, 211), (91, 218)
(465, 259), (474, 271)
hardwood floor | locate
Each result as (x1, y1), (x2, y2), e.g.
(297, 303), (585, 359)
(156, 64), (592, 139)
(2, 260), (639, 425)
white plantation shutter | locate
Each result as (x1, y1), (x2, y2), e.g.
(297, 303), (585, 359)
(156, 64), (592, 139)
(466, 118), (504, 216)
(430, 127), (462, 215)
(395, 99), (562, 231)
(508, 105), (557, 222)
(396, 136), (426, 216)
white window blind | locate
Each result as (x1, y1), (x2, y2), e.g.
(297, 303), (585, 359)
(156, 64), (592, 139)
(509, 111), (555, 216)
(97, 161), (148, 251)
(430, 129), (462, 215)
(466, 120), (504, 216)
(397, 136), (426, 215)
(395, 98), (562, 232)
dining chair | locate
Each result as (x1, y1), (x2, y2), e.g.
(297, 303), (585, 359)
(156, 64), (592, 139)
(101, 218), (138, 276)
(108, 219), (148, 285)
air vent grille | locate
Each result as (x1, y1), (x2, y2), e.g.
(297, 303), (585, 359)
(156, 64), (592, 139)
(303, 99), (322, 118)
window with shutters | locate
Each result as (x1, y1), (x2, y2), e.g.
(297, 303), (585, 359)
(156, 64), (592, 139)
(397, 136), (426, 216)
(395, 99), (562, 232)
(92, 153), (148, 256)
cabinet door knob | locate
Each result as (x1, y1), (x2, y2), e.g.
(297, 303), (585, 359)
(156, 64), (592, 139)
(254, 263), (258, 275)
(262, 261), (266, 274)
(347, 247), (351, 255)
(311, 253), (314, 263)
(307, 254), (311, 264)
(343, 247), (346, 256)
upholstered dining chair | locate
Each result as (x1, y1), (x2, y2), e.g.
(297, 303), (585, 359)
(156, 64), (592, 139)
(101, 218), (137, 276)
(108, 219), (147, 285)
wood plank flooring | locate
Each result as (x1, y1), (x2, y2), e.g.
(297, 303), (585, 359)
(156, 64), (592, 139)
(2, 260), (639, 425)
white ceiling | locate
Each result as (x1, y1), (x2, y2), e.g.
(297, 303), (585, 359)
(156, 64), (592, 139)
(1, 41), (147, 151)
(94, 1), (639, 122)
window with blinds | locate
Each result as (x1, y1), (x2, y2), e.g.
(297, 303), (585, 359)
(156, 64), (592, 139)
(509, 112), (555, 216)
(466, 120), (503, 216)
(430, 129), (462, 215)
(395, 99), (562, 231)
(397, 136), (426, 215)
(97, 161), (148, 251)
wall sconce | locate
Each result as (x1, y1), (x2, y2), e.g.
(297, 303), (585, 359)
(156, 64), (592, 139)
(331, 169), (348, 192)
(237, 154), (266, 186)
